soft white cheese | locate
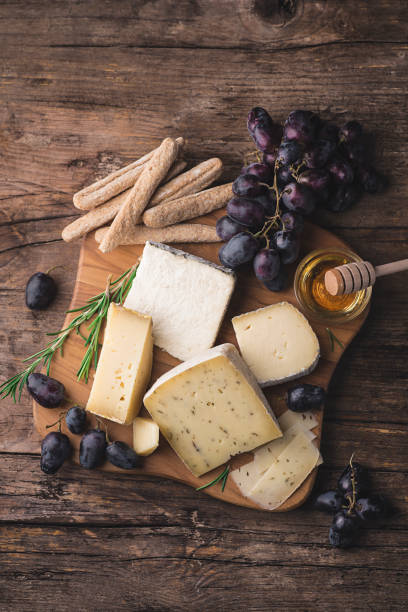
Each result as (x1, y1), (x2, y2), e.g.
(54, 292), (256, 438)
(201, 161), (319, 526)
(124, 241), (236, 361)
(232, 301), (320, 386)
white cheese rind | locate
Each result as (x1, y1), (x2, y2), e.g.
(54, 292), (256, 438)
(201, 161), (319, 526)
(124, 241), (236, 361)
(143, 343), (282, 477)
(232, 302), (320, 387)
(86, 304), (153, 425)
(133, 417), (160, 456)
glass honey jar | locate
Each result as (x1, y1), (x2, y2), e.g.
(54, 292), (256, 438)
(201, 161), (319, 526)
(294, 248), (372, 324)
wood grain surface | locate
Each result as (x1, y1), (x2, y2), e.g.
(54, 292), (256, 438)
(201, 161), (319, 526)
(33, 221), (368, 511)
(0, 1), (407, 610)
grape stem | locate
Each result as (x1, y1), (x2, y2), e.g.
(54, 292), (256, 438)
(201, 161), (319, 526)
(252, 159), (283, 248)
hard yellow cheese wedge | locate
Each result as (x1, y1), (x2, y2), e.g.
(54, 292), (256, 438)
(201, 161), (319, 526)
(86, 303), (153, 425)
(133, 417), (159, 456)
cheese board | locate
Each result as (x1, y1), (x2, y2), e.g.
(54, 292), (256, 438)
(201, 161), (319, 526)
(33, 214), (369, 511)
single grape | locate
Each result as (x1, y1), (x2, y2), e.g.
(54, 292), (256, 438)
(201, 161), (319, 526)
(283, 110), (318, 144)
(317, 121), (339, 144)
(338, 462), (370, 498)
(274, 230), (300, 264)
(262, 151), (277, 167)
(253, 248), (280, 282)
(65, 406), (87, 435)
(219, 233), (259, 269)
(332, 510), (359, 535)
(286, 383), (326, 412)
(281, 182), (316, 215)
(242, 162), (273, 184)
(247, 107), (282, 153)
(41, 431), (72, 474)
(343, 140), (368, 167)
(106, 441), (142, 470)
(329, 525), (356, 549)
(79, 429), (107, 469)
(216, 216), (246, 241)
(314, 490), (344, 514)
(227, 197), (266, 228)
(277, 164), (295, 187)
(298, 169), (331, 194)
(26, 272), (58, 310)
(304, 139), (336, 169)
(281, 211), (304, 235)
(254, 190), (277, 216)
(324, 184), (360, 212)
(277, 140), (301, 166)
(327, 157), (354, 184)
(27, 373), (65, 409)
(232, 174), (267, 199)
(339, 120), (363, 144)
(355, 495), (390, 522)
(357, 165), (386, 193)
(262, 267), (287, 292)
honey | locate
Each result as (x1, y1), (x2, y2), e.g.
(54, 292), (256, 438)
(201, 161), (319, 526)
(294, 249), (371, 324)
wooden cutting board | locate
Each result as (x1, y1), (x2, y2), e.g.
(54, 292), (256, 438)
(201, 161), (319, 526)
(33, 217), (369, 511)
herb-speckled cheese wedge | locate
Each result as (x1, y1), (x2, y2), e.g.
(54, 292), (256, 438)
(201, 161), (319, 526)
(232, 302), (320, 387)
(143, 343), (282, 477)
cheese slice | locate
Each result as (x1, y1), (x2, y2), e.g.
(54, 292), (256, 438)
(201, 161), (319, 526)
(278, 409), (319, 432)
(143, 343), (282, 477)
(124, 241), (236, 361)
(133, 417), (160, 456)
(231, 423), (315, 496)
(247, 431), (320, 510)
(86, 303), (153, 425)
(232, 302), (320, 387)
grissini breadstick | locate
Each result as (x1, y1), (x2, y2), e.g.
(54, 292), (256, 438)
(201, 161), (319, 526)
(94, 223), (221, 245)
(149, 158), (222, 206)
(61, 160), (187, 243)
(143, 182), (233, 228)
(99, 137), (179, 253)
(73, 137), (184, 210)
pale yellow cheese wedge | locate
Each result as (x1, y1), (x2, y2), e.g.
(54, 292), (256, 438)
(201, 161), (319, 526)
(133, 417), (160, 456)
(86, 303), (153, 425)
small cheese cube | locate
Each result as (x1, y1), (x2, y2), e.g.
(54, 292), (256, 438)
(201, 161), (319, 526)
(86, 303), (153, 425)
(124, 241), (236, 361)
(143, 343), (281, 477)
(232, 302), (320, 387)
(133, 417), (159, 456)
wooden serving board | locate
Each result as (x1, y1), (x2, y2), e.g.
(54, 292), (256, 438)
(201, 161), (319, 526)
(33, 217), (369, 511)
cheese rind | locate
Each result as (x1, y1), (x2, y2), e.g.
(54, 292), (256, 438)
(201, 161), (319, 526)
(143, 343), (282, 477)
(124, 241), (236, 361)
(133, 417), (160, 456)
(86, 303), (153, 425)
(232, 302), (320, 386)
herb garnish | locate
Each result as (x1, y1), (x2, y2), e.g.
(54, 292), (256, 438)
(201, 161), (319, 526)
(0, 265), (137, 402)
(326, 327), (345, 352)
(196, 464), (230, 493)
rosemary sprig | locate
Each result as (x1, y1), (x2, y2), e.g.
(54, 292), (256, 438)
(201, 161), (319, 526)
(0, 265), (138, 402)
(326, 327), (345, 351)
(196, 465), (230, 493)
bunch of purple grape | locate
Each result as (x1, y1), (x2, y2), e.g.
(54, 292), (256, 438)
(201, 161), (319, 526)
(217, 107), (386, 291)
(314, 458), (391, 549)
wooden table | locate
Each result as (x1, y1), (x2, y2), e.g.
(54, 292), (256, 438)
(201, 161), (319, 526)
(1, 2), (407, 610)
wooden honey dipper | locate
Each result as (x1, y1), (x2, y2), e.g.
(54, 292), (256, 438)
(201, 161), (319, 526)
(324, 258), (408, 296)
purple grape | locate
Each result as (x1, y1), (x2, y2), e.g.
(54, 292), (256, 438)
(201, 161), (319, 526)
(79, 429), (107, 469)
(262, 267), (287, 292)
(219, 233), (259, 268)
(216, 216), (246, 241)
(304, 139), (336, 169)
(339, 120), (363, 144)
(357, 165), (385, 193)
(262, 151), (277, 167)
(329, 526), (356, 549)
(277, 140), (301, 166)
(332, 511), (359, 536)
(65, 406), (87, 435)
(344, 140), (369, 166)
(274, 230), (300, 264)
(255, 190), (277, 216)
(26, 272), (57, 310)
(281, 211), (304, 235)
(283, 110), (318, 145)
(314, 491), (344, 514)
(287, 383), (326, 412)
(277, 164), (294, 187)
(242, 162), (273, 183)
(323, 184), (360, 212)
(27, 373), (65, 409)
(106, 441), (142, 470)
(298, 169), (331, 193)
(247, 107), (282, 153)
(232, 174), (267, 198)
(41, 431), (72, 474)
(281, 182), (316, 215)
(253, 248), (280, 282)
(328, 157), (354, 184)
(227, 197), (265, 227)
(338, 462), (370, 498)
(318, 121), (339, 144)
(355, 495), (390, 522)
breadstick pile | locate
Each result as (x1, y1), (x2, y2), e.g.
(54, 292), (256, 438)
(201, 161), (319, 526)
(62, 136), (232, 252)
